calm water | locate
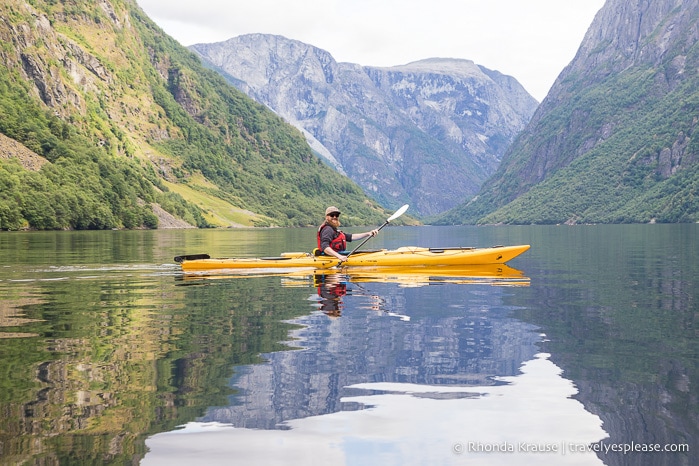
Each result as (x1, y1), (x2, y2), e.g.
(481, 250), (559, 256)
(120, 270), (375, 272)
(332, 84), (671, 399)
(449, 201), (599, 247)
(0, 225), (696, 465)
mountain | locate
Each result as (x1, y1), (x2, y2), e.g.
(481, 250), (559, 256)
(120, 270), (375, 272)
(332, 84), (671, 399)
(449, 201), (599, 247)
(190, 35), (538, 217)
(438, 0), (699, 224)
(0, 0), (388, 230)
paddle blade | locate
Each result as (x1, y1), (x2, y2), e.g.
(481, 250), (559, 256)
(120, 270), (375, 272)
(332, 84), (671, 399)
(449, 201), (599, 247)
(174, 254), (210, 263)
(387, 204), (409, 222)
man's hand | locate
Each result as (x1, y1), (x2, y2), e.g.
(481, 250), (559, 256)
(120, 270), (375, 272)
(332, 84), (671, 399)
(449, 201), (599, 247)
(325, 247), (347, 262)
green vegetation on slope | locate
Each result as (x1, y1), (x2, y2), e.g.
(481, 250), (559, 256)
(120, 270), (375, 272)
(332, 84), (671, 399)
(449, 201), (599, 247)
(483, 68), (699, 224)
(0, 71), (206, 230)
(0, 0), (385, 230)
(436, 36), (699, 225)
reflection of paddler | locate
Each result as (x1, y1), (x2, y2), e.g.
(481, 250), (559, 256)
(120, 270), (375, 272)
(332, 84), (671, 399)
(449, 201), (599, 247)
(315, 274), (346, 317)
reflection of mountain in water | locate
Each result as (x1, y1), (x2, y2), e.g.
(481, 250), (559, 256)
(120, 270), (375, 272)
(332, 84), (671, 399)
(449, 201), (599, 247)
(513, 226), (699, 466)
(201, 283), (541, 429)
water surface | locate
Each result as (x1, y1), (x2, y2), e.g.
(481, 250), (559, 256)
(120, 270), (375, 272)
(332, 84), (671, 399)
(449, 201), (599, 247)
(0, 225), (696, 465)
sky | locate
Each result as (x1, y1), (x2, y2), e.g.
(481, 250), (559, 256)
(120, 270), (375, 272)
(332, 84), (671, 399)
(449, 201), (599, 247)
(136, 0), (607, 102)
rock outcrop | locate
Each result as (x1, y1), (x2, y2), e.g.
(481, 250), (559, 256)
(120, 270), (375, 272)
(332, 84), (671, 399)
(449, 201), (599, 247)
(191, 34), (538, 216)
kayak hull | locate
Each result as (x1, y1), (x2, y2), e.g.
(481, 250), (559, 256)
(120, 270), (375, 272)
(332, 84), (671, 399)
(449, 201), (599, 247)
(177, 245), (530, 272)
(177, 264), (530, 287)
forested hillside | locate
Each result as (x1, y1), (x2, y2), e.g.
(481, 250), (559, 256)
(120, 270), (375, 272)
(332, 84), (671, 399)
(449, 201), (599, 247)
(437, 0), (699, 225)
(0, 0), (387, 230)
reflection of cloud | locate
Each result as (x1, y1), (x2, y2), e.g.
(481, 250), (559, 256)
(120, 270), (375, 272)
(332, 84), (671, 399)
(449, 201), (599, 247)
(143, 354), (607, 466)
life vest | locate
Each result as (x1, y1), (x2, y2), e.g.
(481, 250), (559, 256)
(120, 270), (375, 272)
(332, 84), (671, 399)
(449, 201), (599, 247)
(317, 223), (347, 252)
(317, 282), (347, 298)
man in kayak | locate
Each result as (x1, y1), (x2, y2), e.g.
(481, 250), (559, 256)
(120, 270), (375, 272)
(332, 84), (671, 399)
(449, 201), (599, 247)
(318, 206), (378, 263)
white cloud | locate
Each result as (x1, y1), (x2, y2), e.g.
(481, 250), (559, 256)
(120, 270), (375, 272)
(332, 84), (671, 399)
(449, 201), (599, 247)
(136, 0), (606, 101)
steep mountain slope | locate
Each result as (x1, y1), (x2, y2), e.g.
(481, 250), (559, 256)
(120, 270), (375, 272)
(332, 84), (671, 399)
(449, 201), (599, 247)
(439, 0), (699, 224)
(0, 0), (387, 230)
(191, 35), (538, 217)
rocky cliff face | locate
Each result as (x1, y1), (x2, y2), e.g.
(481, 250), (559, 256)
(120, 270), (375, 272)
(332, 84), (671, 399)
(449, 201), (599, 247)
(551, 0), (690, 95)
(191, 35), (538, 216)
(519, 0), (697, 189)
(444, 0), (699, 224)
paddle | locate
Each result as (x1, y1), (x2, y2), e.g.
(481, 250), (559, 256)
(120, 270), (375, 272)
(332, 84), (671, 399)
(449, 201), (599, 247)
(345, 204), (409, 259)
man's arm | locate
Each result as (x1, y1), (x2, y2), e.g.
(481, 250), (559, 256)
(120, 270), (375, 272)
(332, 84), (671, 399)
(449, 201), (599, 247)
(349, 230), (378, 240)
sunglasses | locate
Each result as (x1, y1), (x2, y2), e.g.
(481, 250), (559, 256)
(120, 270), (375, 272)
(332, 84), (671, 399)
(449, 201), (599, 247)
(328, 213), (340, 218)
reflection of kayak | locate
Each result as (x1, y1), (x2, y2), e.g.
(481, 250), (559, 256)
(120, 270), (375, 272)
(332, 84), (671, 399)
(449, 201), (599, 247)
(175, 245), (530, 272)
(176, 264), (530, 287)
(333, 264), (530, 287)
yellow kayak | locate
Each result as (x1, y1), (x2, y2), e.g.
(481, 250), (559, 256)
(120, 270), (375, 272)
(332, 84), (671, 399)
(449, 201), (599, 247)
(175, 245), (530, 272)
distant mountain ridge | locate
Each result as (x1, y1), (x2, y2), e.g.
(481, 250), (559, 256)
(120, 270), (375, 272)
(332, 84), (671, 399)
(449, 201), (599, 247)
(439, 0), (699, 224)
(191, 34), (538, 216)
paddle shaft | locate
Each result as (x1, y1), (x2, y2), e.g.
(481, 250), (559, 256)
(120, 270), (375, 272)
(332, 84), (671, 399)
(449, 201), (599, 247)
(346, 220), (389, 258)
(345, 204), (409, 258)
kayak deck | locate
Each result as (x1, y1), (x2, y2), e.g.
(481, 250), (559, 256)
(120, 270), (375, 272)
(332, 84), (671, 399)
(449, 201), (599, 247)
(176, 244), (530, 272)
